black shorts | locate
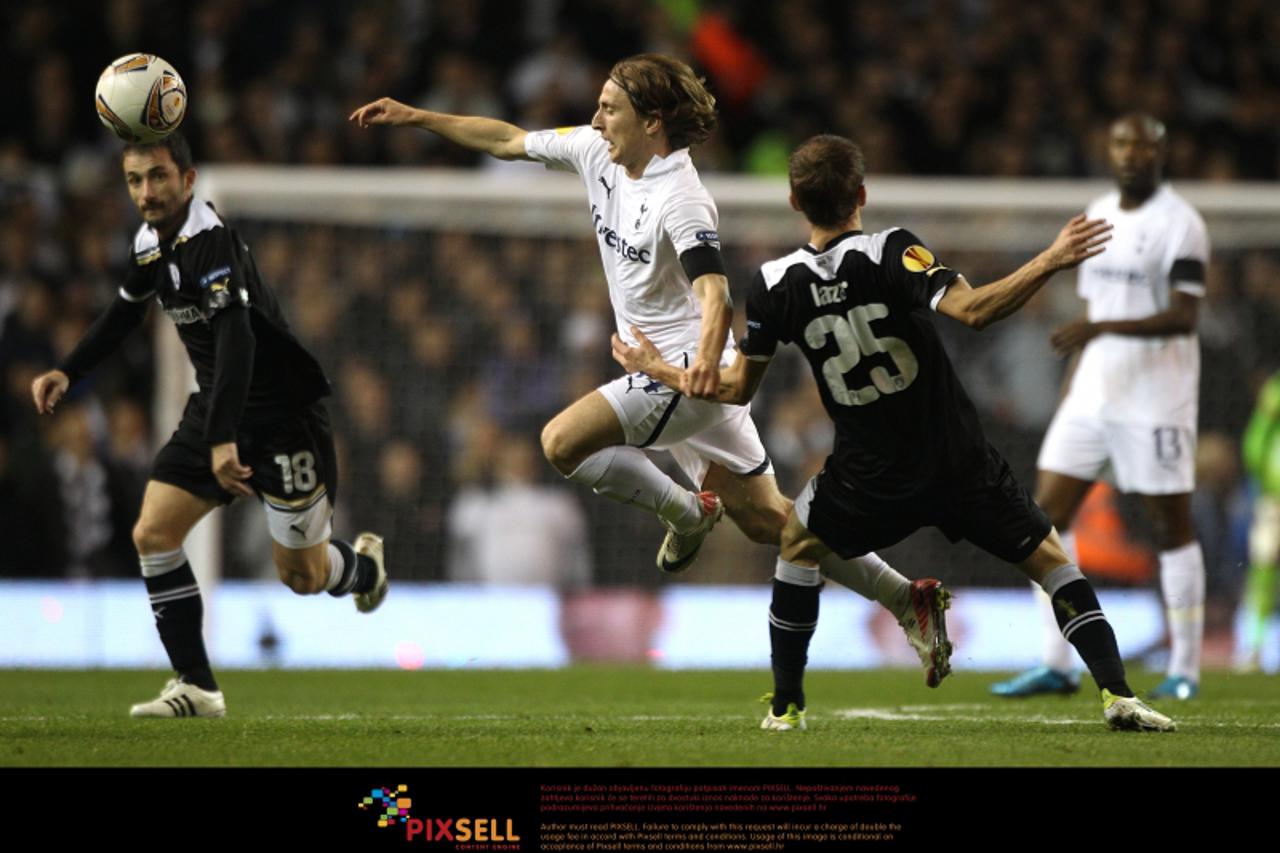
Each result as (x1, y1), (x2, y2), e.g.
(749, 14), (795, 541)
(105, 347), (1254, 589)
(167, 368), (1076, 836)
(152, 397), (339, 513)
(798, 444), (1051, 564)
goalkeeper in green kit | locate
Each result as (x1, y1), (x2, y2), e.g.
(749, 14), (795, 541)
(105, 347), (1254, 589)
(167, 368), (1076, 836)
(1240, 371), (1280, 670)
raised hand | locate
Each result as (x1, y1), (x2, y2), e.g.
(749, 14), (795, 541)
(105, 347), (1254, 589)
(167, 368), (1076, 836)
(1043, 214), (1113, 271)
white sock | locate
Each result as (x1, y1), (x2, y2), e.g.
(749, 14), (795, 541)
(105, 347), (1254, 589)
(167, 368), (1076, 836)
(568, 446), (701, 530)
(324, 543), (345, 592)
(1160, 541), (1205, 681)
(1038, 530), (1078, 672)
(819, 551), (911, 619)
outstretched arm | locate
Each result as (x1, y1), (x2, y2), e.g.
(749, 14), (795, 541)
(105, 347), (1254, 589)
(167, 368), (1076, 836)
(937, 214), (1112, 331)
(33, 295), (150, 413)
(612, 326), (769, 406)
(349, 97), (531, 161)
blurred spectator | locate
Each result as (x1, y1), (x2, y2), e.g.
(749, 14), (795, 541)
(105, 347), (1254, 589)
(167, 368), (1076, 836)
(447, 434), (591, 586)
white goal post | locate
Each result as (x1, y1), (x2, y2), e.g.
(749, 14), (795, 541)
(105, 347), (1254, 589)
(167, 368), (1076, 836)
(201, 166), (1280, 251)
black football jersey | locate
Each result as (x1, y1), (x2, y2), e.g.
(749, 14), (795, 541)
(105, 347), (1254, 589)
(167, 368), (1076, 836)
(121, 198), (331, 424)
(740, 228), (988, 500)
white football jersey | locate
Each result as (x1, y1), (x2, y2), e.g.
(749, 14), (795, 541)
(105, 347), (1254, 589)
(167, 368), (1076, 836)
(1064, 184), (1209, 425)
(524, 126), (733, 367)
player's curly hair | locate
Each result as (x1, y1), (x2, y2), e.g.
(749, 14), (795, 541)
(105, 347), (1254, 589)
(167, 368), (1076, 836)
(609, 54), (717, 151)
(789, 135), (866, 228)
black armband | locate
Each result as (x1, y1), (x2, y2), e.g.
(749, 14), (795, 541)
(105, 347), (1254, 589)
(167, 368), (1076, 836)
(204, 306), (255, 444)
(58, 295), (150, 385)
(1170, 259), (1205, 285)
(679, 245), (727, 282)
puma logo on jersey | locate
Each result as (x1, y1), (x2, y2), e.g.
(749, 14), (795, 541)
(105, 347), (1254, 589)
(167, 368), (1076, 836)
(809, 281), (848, 307)
(599, 176), (614, 199)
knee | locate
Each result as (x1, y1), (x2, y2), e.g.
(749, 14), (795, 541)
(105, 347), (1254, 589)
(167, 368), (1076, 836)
(1152, 521), (1194, 552)
(132, 517), (181, 556)
(540, 419), (578, 475)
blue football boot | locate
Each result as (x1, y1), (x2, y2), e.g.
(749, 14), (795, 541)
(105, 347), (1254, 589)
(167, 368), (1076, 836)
(1147, 675), (1199, 701)
(989, 665), (1081, 697)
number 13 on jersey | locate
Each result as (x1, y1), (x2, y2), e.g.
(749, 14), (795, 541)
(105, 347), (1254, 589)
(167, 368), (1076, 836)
(804, 302), (919, 406)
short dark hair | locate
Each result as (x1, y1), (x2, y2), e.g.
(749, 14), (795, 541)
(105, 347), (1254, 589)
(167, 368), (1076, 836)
(609, 54), (717, 151)
(1112, 112), (1167, 145)
(788, 135), (866, 228)
(122, 131), (194, 173)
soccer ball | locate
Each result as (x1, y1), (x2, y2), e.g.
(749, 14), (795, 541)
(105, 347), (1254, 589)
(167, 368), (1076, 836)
(94, 53), (187, 143)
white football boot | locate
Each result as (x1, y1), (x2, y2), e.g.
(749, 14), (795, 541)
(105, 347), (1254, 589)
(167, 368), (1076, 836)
(897, 578), (953, 688)
(1102, 689), (1176, 732)
(657, 491), (724, 574)
(353, 532), (389, 613)
(760, 697), (807, 732)
(129, 678), (226, 718)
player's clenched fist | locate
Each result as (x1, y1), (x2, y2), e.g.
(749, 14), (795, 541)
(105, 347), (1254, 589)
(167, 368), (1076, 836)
(684, 358), (720, 400)
(348, 97), (416, 128)
(31, 369), (69, 415)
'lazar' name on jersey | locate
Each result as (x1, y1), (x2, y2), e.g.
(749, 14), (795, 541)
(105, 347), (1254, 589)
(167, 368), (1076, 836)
(740, 227), (989, 499)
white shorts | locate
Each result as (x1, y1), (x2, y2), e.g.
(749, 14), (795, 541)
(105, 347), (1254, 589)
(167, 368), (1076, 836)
(599, 372), (774, 488)
(262, 490), (334, 549)
(1037, 409), (1195, 495)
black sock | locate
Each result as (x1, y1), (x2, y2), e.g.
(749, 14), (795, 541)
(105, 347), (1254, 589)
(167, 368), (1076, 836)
(143, 563), (217, 691)
(328, 539), (375, 596)
(769, 577), (820, 715)
(1049, 574), (1132, 697)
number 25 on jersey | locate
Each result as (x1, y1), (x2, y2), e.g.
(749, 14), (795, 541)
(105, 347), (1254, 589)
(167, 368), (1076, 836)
(804, 303), (918, 406)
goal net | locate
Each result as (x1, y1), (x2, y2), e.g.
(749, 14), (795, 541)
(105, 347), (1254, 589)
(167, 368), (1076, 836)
(197, 164), (1280, 591)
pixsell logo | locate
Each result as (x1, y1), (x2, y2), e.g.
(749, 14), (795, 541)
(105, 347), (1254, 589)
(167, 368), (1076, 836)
(358, 784), (413, 828)
(358, 784), (522, 848)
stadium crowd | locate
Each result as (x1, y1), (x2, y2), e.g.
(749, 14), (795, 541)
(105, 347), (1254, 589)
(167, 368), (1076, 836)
(5, 0), (1279, 177)
(1, 1), (1278, 642)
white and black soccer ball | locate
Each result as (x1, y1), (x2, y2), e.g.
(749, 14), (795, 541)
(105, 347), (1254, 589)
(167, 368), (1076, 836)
(94, 53), (187, 143)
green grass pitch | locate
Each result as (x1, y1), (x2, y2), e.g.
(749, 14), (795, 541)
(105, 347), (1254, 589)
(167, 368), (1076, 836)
(2, 668), (1277, 767)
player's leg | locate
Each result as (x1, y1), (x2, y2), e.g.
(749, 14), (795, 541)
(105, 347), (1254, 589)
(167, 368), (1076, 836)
(541, 387), (709, 541)
(130, 479), (226, 718)
(991, 470), (1093, 696)
(260, 405), (388, 612)
(1141, 490), (1203, 698)
(1240, 494), (1280, 670)
(1015, 534), (1172, 730)
(1030, 469), (1094, 675)
(1108, 420), (1202, 698)
(758, 509), (827, 731)
(706, 462), (947, 685)
(992, 406), (1102, 697)
(959, 446), (1172, 729)
(701, 463), (789, 545)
